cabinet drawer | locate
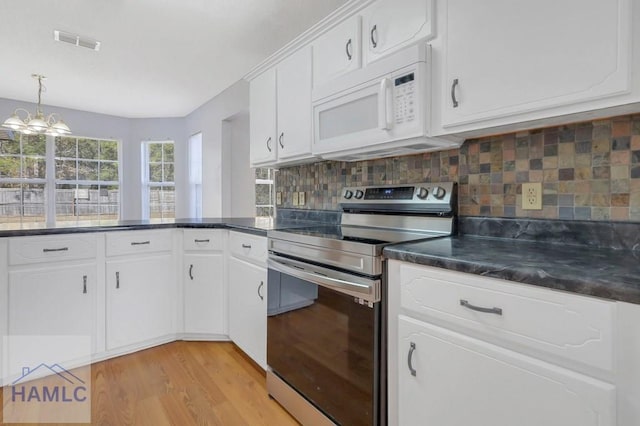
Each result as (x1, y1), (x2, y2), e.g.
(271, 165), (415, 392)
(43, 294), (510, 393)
(106, 230), (173, 257)
(229, 231), (267, 265)
(183, 229), (225, 251)
(9, 234), (97, 265)
(398, 263), (615, 372)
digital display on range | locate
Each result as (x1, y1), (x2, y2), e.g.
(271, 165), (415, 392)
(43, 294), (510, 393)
(395, 73), (415, 86)
(364, 186), (415, 200)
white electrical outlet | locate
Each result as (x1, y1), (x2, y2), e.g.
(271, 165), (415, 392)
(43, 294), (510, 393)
(522, 182), (542, 210)
(276, 192), (282, 206)
(292, 192), (299, 206)
(298, 191), (305, 206)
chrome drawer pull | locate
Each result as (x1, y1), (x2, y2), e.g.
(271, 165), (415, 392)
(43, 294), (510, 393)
(460, 299), (502, 316)
(194, 239), (210, 243)
(43, 247), (69, 253)
(408, 342), (417, 377)
(370, 24), (378, 48)
(242, 244), (252, 249)
(345, 38), (353, 60)
(258, 281), (264, 300)
(451, 78), (460, 108)
(131, 241), (150, 246)
(189, 264), (194, 280)
(116, 271), (120, 289)
(83, 275), (87, 294)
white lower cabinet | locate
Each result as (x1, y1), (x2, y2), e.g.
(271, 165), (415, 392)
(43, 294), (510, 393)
(227, 256), (267, 369)
(398, 315), (615, 426)
(183, 253), (225, 335)
(387, 261), (637, 426)
(8, 263), (98, 360)
(182, 229), (227, 336)
(105, 255), (175, 350)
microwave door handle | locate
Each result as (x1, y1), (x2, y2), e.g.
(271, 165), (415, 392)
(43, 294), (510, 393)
(378, 78), (394, 130)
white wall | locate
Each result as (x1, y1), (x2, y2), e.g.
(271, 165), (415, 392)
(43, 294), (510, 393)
(226, 112), (255, 217)
(183, 80), (250, 218)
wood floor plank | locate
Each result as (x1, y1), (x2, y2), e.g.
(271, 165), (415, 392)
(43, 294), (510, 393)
(1, 341), (298, 426)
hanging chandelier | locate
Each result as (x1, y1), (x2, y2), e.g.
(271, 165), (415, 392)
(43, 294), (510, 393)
(2, 74), (71, 136)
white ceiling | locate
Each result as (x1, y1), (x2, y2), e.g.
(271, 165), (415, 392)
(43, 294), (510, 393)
(0, 0), (347, 118)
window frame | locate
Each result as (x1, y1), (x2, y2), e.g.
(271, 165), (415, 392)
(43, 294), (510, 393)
(141, 140), (176, 220)
(255, 167), (275, 218)
(53, 135), (123, 223)
(0, 132), (122, 225)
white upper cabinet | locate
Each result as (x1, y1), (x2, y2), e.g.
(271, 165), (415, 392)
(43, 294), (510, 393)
(276, 46), (313, 162)
(312, 15), (362, 88)
(250, 46), (313, 167)
(362, 0), (435, 65)
(249, 68), (277, 166)
(437, 0), (633, 133)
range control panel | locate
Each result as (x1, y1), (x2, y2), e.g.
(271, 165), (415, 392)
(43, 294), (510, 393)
(340, 182), (455, 209)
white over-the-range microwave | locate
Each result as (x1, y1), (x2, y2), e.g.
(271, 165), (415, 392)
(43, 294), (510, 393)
(312, 42), (462, 161)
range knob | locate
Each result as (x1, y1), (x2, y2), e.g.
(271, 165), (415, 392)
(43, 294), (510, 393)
(417, 187), (429, 199)
(433, 186), (447, 199)
(344, 189), (354, 199)
(355, 190), (364, 199)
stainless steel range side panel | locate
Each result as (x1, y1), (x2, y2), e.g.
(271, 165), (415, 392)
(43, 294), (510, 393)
(268, 237), (381, 276)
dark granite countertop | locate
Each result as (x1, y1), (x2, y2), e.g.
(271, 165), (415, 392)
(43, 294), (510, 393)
(383, 235), (640, 304)
(0, 217), (317, 238)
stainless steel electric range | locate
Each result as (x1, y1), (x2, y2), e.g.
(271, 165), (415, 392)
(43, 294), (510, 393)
(266, 182), (456, 426)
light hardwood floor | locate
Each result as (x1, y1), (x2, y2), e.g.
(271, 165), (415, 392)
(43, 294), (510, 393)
(1, 341), (299, 426)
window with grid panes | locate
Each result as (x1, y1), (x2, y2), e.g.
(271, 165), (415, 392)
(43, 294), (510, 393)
(255, 168), (275, 218)
(0, 132), (47, 223)
(55, 136), (120, 222)
(142, 141), (175, 219)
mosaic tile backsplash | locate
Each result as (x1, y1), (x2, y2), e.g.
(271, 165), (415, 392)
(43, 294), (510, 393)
(275, 114), (640, 222)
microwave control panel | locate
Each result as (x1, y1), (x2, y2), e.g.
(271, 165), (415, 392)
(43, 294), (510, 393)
(394, 72), (416, 125)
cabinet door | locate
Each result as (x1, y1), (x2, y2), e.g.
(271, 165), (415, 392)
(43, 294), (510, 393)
(398, 315), (615, 426)
(249, 68), (277, 167)
(228, 257), (267, 369)
(276, 46), (313, 161)
(441, 0), (630, 129)
(9, 263), (97, 357)
(362, 0), (434, 65)
(183, 253), (224, 335)
(106, 255), (174, 350)
(312, 15), (361, 88)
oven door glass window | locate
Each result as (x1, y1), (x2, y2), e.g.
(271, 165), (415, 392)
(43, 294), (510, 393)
(267, 268), (380, 426)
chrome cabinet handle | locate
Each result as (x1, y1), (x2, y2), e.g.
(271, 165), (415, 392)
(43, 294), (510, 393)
(194, 239), (210, 243)
(242, 244), (252, 249)
(116, 271), (120, 289)
(189, 264), (194, 280)
(266, 137), (272, 152)
(408, 342), (417, 376)
(83, 275), (87, 294)
(451, 78), (459, 108)
(258, 281), (264, 300)
(43, 247), (69, 253)
(131, 241), (150, 246)
(370, 24), (378, 48)
(279, 132), (284, 148)
(460, 299), (502, 316)
(345, 38), (353, 60)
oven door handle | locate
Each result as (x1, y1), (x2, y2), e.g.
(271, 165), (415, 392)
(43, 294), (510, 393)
(268, 257), (380, 303)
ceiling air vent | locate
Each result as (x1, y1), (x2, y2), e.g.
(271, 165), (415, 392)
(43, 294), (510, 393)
(53, 30), (101, 51)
